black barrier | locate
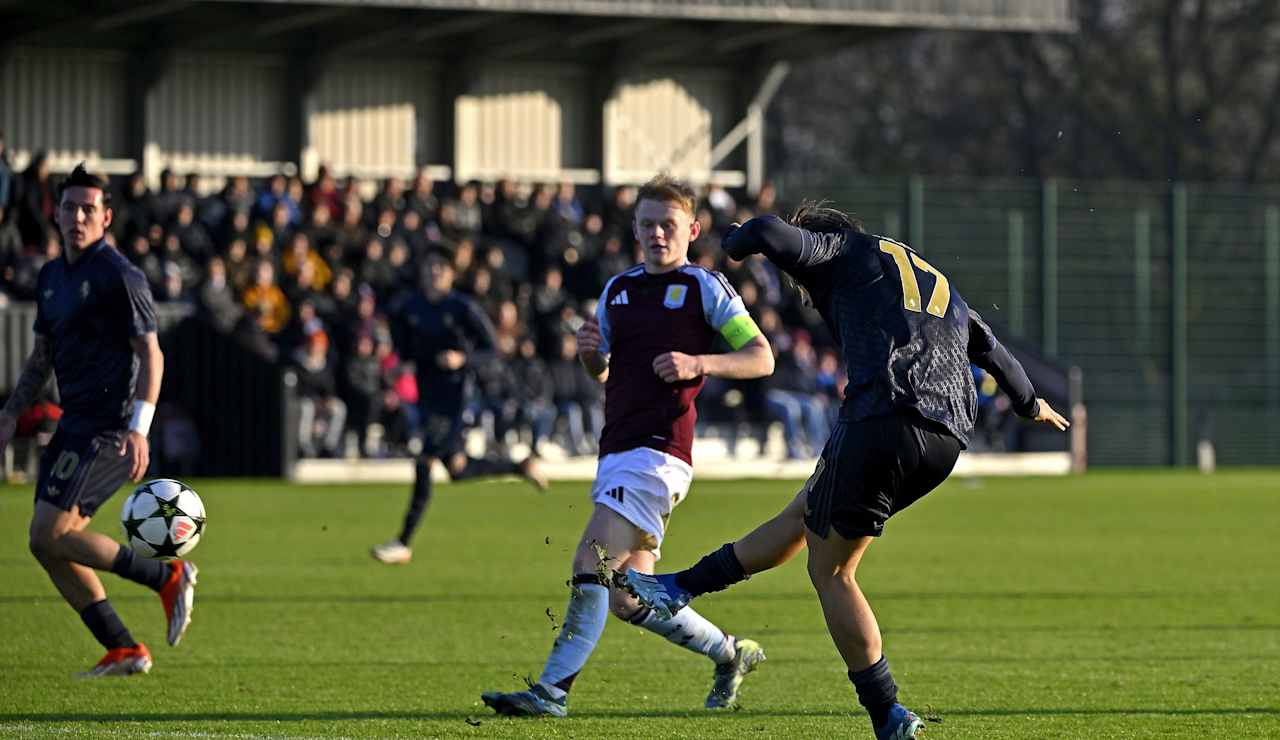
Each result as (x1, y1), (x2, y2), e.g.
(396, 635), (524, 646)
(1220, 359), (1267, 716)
(2, 304), (289, 477)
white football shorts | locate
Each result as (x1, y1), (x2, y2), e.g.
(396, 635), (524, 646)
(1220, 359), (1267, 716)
(590, 447), (694, 559)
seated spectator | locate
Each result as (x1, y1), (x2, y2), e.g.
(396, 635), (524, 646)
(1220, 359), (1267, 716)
(171, 199), (213, 261)
(763, 330), (829, 459)
(513, 337), (555, 456)
(293, 331), (347, 458)
(342, 333), (383, 457)
(242, 260), (291, 335)
(199, 255), (244, 333)
(547, 333), (603, 456)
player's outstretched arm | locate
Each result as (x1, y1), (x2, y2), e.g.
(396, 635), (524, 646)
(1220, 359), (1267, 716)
(121, 332), (164, 481)
(0, 336), (53, 454)
(722, 216), (844, 269)
(967, 311), (1069, 430)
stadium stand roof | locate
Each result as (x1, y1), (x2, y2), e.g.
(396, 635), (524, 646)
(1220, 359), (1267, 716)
(3, 0), (1074, 65)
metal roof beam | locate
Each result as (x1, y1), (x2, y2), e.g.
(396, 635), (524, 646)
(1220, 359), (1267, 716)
(92, 0), (192, 32)
(411, 12), (513, 42)
(566, 18), (666, 47)
(254, 6), (354, 37)
(712, 23), (809, 53)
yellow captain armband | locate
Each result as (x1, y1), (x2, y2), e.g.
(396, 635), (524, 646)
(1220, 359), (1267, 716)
(719, 314), (763, 350)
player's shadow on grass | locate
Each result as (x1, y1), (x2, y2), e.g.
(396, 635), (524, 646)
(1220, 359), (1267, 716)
(3, 707), (1278, 724)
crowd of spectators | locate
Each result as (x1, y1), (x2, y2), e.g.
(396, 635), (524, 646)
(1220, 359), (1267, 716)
(2, 135), (937, 461)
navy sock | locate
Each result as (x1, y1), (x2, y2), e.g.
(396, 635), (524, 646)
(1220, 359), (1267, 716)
(398, 460), (433, 545)
(79, 599), (137, 650)
(849, 656), (898, 728)
(454, 456), (519, 480)
(110, 546), (169, 591)
(673, 543), (747, 597)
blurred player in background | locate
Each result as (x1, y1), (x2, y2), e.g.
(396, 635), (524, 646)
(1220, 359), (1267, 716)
(370, 244), (547, 565)
(0, 165), (197, 677)
(481, 175), (775, 718)
(625, 205), (1070, 739)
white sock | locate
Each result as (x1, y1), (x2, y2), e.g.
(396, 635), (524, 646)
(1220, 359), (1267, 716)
(537, 579), (609, 698)
(630, 605), (736, 664)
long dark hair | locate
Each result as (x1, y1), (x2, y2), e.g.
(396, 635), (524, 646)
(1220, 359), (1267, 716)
(780, 201), (863, 308)
(787, 200), (863, 234)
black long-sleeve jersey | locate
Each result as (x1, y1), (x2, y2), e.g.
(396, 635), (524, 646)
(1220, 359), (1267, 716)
(33, 238), (158, 436)
(724, 216), (1039, 447)
(390, 290), (498, 405)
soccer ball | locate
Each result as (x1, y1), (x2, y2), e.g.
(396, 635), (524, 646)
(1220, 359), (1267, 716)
(121, 479), (206, 559)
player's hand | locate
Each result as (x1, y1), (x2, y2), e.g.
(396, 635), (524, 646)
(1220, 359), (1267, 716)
(0, 412), (16, 458)
(436, 350), (466, 371)
(119, 430), (150, 482)
(722, 221), (753, 261)
(653, 352), (704, 383)
(1033, 398), (1070, 431)
(576, 317), (604, 355)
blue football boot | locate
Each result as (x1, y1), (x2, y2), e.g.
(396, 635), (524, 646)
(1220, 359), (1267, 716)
(875, 703), (925, 740)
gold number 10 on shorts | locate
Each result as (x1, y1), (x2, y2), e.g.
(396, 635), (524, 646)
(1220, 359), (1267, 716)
(878, 239), (951, 318)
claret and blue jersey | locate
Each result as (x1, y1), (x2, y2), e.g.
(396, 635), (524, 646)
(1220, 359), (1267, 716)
(594, 263), (760, 465)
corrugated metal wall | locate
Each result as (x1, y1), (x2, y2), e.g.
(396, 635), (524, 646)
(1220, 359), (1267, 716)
(0, 47), (129, 172)
(604, 70), (733, 185)
(455, 64), (590, 182)
(310, 60), (441, 179)
(146, 53), (288, 179)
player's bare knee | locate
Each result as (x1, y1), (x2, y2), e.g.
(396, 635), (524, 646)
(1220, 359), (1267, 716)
(445, 453), (467, 477)
(28, 529), (62, 563)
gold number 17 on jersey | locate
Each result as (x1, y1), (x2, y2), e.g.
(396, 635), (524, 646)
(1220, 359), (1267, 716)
(878, 239), (951, 318)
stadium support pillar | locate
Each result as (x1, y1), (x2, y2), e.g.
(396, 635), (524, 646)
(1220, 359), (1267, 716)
(1007, 210), (1025, 336)
(126, 48), (172, 189)
(288, 53), (324, 183)
(908, 176), (924, 248)
(1170, 183), (1189, 467)
(1040, 179), (1058, 356)
(1266, 206), (1280, 410)
(710, 62), (788, 195)
(1134, 209), (1151, 355)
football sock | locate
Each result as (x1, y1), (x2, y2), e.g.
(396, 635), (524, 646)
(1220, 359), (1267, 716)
(674, 542), (747, 597)
(849, 655), (898, 728)
(537, 574), (609, 699)
(79, 599), (137, 650)
(397, 460), (433, 545)
(628, 605), (735, 664)
(110, 546), (169, 591)
(453, 456), (519, 480)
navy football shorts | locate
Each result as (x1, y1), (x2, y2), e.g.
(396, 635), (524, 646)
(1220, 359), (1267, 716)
(803, 412), (962, 539)
(34, 428), (134, 518)
(417, 393), (467, 459)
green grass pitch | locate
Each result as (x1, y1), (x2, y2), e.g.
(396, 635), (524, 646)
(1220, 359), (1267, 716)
(1, 471), (1278, 738)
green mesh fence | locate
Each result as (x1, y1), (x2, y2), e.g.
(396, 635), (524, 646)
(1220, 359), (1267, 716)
(778, 174), (1280, 466)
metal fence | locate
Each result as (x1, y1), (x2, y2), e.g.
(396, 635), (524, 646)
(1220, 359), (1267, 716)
(778, 174), (1280, 466)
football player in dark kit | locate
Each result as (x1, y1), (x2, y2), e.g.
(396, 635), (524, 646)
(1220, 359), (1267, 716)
(0, 165), (198, 677)
(371, 244), (547, 564)
(625, 205), (1070, 739)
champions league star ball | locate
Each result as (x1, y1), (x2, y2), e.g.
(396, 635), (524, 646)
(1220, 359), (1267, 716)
(120, 479), (206, 559)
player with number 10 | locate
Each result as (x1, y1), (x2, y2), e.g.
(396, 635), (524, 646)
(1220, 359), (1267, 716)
(0, 165), (198, 678)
